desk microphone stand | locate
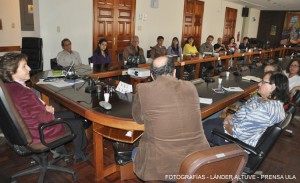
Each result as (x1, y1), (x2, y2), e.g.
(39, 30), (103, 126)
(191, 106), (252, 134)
(85, 78), (96, 93)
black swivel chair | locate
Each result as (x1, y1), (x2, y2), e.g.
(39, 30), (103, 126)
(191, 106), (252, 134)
(0, 80), (77, 183)
(50, 58), (64, 70)
(21, 37), (43, 75)
(211, 112), (292, 178)
(285, 90), (300, 136)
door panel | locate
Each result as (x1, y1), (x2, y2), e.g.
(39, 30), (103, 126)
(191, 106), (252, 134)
(222, 7), (237, 45)
(181, 0), (204, 48)
(94, 0), (135, 62)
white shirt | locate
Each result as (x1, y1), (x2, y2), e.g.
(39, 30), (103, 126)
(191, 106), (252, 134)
(57, 50), (82, 67)
(284, 71), (300, 90)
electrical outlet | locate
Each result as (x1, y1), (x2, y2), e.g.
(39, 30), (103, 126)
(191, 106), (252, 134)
(122, 70), (128, 75)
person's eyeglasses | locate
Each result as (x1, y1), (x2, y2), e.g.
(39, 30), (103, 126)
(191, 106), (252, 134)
(290, 64), (299, 67)
(260, 80), (271, 84)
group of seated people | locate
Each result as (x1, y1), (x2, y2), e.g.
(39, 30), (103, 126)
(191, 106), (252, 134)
(1, 48), (299, 182)
(54, 35), (253, 79)
(131, 54), (300, 182)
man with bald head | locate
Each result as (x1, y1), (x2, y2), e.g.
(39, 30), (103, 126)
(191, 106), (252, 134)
(132, 56), (209, 182)
(123, 35), (145, 66)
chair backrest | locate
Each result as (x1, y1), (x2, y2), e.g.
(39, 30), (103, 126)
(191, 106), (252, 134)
(116, 51), (123, 62)
(0, 80), (32, 146)
(177, 144), (248, 183)
(50, 58), (64, 70)
(293, 90), (300, 106)
(244, 112), (292, 174)
(285, 90), (300, 117)
(21, 37), (43, 74)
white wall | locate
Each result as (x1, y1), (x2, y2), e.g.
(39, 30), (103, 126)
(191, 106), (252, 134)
(21, 0), (40, 38)
(39, 0), (93, 69)
(201, 0), (245, 44)
(1, 0), (260, 70)
(136, 0), (185, 52)
(242, 8), (260, 38)
(0, 0), (22, 47)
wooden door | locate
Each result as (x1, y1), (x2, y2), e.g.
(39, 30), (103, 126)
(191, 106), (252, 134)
(222, 7), (237, 45)
(93, 0), (136, 62)
(181, 0), (204, 48)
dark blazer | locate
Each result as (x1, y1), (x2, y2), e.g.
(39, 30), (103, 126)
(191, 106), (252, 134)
(4, 82), (65, 144)
(132, 76), (210, 181)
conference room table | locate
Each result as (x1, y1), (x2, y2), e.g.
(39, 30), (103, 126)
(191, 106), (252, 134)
(31, 63), (264, 181)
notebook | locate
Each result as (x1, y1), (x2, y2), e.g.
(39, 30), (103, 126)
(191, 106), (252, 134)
(47, 70), (66, 78)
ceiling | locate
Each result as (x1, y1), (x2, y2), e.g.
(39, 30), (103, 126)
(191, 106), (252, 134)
(224, 0), (300, 11)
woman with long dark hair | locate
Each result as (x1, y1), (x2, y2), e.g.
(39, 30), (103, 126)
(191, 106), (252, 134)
(91, 38), (112, 64)
(167, 37), (182, 56)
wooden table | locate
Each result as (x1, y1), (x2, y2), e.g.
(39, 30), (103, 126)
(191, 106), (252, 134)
(32, 65), (262, 182)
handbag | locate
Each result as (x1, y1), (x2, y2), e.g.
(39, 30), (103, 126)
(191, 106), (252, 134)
(126, 47), (146, 66)
(112, 141), (139, 166)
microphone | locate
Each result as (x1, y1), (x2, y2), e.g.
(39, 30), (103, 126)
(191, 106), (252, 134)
(65, 61), (78, 80)
(85, 77), (96, 93)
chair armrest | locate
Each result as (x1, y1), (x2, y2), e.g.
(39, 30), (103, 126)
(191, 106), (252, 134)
(38, 119), (76, 148)
(212, 128), (260, 155)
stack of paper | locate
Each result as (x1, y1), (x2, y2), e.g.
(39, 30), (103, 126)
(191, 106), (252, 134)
(242, 76), (262, 82)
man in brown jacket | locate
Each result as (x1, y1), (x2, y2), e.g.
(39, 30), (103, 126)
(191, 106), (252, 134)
(132, 56), (210, 182)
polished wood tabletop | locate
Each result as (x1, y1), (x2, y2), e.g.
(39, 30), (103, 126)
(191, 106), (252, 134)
(31, 50), (277, 181)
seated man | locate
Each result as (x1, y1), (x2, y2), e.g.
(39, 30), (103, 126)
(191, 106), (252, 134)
(150, 36), (167, 59)
(214, 37), (226, 72)
(57, 38), (82, 67)
(203, 72), (289, 147)
(239, 37), (250, 64)
(132, 56), (209, 182)
(199, 35), (214, 77)
(122, 35), (145, 67)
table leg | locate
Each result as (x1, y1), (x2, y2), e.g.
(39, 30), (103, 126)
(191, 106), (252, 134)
(94, 130), (104, 181)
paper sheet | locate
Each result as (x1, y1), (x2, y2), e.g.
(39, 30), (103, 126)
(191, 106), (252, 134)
(199, 97), (213, 104)
(222, 87), (244, 92)
(37, 79), (84, 88)
(116, 81), (133, 94)
(242, 76), (262, 82)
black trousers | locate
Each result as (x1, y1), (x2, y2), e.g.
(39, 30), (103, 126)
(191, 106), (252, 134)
(55, 111), (88, 156)
(203, 117), (230, 146)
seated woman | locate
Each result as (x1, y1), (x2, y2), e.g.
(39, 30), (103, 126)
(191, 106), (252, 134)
(0, 53), (89, 163)
(227, 37), (238, 69)
(167, 37), (182, 56)
(284, 59), (300, 96)
(91, 38), (112, 65)
(182, 36), (198, 55)
(264, 63), (281, 73)
(203, 72), (289, 147)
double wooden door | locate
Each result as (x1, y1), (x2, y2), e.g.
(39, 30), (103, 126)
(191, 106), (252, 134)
(222, 7), (237, 45)
(93, 0), (136, 62)
(181, 0), (204, 48)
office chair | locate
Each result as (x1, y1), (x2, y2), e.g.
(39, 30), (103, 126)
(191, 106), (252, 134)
(116, 51), (123, 63)
(50, 58), (64, 70)
(147, 47), (153, 58)
(285, 90), (300, 136)
(21, 37), (43, 75)
(177, 144), (248, 183)
(211, 112), (292, 180)
(0, 80), (77, 183)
